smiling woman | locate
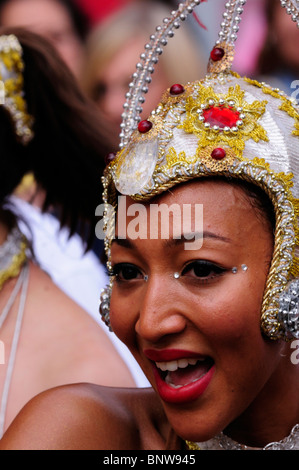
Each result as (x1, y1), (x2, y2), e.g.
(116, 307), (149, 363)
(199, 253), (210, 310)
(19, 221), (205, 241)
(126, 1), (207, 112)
(0, 0), (299, 451)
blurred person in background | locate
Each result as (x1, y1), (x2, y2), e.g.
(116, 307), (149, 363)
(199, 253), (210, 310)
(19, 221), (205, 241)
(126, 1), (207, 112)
(80, 0), (206, 150)
(0, 0), (89, 79)
(0, 27), (137, 438)
(256, 0), (299, 96)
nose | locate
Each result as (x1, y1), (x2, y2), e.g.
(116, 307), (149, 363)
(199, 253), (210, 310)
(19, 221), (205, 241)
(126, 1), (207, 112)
(135, 275), (187, 343)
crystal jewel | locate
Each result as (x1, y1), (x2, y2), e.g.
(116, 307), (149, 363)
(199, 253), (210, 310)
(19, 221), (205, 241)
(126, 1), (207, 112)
(203, 106), (240, 129)
(170, 84), (185, 95)
(115, 139), (159, 195)
(211, 148), (226, 160)
(210, 47), (225, 62)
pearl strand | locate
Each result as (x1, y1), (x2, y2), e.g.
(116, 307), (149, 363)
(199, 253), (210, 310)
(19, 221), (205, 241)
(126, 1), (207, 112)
(280, 0), (299, 28)
(215, 0), (247, 46)
(119, 0), (202, 149)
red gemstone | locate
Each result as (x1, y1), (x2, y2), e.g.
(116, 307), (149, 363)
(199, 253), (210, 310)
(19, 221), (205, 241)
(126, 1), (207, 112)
(105, 152), (116, 165)
(203, 106), (240, 129)
(138, 120), (152, 133)
(170, 84), (185, 95)
(211, 148), (226, 160)
(210, 47), (225, 62)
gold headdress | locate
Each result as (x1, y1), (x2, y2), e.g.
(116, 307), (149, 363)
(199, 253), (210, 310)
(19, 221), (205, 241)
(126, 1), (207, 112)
(100, 0), (299, 341)
(0, 34), (34, 144)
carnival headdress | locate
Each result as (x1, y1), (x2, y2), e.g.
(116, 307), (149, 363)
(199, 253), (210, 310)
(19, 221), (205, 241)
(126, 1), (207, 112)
(0, 34), (34, 144)
(100, 0), (299, 341)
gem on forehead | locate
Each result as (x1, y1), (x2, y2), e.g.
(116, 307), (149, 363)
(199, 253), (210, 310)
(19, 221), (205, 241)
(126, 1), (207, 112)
(203, 106), (240, 129)
(138, 120), (153, 133)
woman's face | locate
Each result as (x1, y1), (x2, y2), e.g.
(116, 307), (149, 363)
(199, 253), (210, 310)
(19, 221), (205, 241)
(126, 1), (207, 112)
(90, 36), (169, 138)
(110, 179), (284, 442)
(0, 0), (84, 77)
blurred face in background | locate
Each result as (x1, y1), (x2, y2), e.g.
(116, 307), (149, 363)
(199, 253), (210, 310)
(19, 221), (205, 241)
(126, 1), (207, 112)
(90, 36), (170, 141)
(0, 0), (85, 77)
(272, 2), (299, 71)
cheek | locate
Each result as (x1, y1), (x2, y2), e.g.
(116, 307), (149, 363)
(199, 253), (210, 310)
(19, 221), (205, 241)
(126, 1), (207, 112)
(196, 275), (266, 348)
(109, 289), (139, 345)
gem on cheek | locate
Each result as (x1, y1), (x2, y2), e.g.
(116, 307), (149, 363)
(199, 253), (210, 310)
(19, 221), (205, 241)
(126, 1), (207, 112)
(210, 47), (225, 62)
(170, 84), (185, 96)
(138, 120), (153, 133)
(211, 148), (226, 160)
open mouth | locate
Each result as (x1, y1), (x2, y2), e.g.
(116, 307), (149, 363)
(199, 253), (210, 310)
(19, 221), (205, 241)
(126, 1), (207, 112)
(144, 349), (215, 404)
(155, 357), (214, 389)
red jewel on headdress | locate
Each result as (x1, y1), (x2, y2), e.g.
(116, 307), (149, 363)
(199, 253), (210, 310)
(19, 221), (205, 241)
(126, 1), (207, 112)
(138, 120), (153, 133)
(105, 152), (116, 165)
(211, 148), (226, 160)
(203, 106), (240, 129)
(210, 47), (225, 62)
(170, 84), (185, 95)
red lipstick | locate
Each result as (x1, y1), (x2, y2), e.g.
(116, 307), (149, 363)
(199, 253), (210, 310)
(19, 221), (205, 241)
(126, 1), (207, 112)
(144, 349), (215, 404)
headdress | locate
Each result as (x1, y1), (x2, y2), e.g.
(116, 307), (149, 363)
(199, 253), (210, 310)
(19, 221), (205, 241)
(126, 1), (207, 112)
(100, 0), (299, 341)
(0, 34), (34, 144)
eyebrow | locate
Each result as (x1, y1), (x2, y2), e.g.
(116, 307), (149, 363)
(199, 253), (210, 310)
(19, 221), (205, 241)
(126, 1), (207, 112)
(164, 231), (231, 248)
(111, 232), (232, 249)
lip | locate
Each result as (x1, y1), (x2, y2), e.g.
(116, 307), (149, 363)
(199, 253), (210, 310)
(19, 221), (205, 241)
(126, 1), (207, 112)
(144, 349), (215, 404)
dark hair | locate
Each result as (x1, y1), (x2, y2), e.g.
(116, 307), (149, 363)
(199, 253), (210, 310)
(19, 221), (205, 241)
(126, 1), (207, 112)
(0, 0), (90, 41)
(0, 26), (114, 246)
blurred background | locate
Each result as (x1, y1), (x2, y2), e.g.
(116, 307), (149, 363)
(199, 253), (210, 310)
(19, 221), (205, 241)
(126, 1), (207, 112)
(0, 0), (297, 151)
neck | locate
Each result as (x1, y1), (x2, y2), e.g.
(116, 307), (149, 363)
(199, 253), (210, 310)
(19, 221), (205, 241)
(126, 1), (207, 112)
(224, 344), (299, 448)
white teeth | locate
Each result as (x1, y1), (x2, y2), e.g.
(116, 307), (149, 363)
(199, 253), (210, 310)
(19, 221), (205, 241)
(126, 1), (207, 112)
(156, 357), (199, 372)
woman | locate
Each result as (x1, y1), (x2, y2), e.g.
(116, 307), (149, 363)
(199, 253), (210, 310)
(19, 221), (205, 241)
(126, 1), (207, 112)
(80, 0), (205, 148)
(0, 27), (137, 438)
(0, 0), (89, 79)
(0, 0), (298, 450)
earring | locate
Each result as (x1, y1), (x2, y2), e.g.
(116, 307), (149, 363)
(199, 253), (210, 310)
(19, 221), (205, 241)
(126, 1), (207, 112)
(174, 272), (180, 279)
(99, 284), (112, 331)
(278, 279), (299, 340)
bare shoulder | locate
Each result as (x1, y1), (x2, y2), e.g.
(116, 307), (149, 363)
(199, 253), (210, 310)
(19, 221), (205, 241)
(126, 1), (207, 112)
(0, 384), (165, 450)
(24, 263), (135, 387)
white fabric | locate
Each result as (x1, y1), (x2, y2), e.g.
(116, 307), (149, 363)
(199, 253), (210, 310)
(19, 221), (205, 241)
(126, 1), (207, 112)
(8, 196), (149, 387)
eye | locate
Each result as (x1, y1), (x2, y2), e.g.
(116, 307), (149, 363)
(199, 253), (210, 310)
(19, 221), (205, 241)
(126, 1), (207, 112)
(181, 260), (226, 282)
(111, 263), (144, 282)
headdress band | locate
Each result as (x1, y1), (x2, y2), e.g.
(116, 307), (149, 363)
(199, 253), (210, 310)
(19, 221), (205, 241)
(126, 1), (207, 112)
(0, 34), (34, 145)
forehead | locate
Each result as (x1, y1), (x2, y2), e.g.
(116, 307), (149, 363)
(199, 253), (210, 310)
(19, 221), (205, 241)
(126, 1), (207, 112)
(115, 179), (270, 246)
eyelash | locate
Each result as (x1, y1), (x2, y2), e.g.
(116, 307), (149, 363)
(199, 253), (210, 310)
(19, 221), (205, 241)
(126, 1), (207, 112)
(111, 261), (226, 284)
